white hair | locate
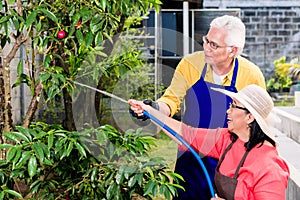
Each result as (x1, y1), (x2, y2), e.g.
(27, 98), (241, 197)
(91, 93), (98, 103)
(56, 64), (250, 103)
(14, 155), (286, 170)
(210, 15), (246, 55)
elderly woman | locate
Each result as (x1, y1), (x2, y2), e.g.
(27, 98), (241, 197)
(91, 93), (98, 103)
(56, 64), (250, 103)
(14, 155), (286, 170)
(128, 84), (289, 200)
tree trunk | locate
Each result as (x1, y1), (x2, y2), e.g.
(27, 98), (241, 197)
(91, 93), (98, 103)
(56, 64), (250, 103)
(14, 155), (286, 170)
(62, 88), (76, 131)
(0, 64), (7, 160)
(0, 60), (13, 160)
(1, 31), (29, 139)
(2, 63), (13, 134)
(95, 78), (105, 125)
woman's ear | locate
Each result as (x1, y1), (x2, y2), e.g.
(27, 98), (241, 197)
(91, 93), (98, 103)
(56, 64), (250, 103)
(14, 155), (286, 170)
(247, 113), (255, 124)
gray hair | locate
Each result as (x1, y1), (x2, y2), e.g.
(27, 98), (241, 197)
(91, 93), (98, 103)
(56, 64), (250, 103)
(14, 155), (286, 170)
(210, 15), (245, 55)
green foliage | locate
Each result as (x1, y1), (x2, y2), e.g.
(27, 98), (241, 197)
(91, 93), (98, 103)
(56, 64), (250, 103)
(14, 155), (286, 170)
(0, 1), (181, 199)
(76, 30), (166, 126)
(0, 122), (183, 199)
(2, 0), (162, 105)
(266, 56), (293, 92)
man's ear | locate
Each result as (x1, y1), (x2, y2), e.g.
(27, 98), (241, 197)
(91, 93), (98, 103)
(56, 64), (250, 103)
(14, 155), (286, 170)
(228, 46), (238, 57)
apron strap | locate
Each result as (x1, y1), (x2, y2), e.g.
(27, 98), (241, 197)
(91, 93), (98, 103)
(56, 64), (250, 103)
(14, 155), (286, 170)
(216, 138), (250, 180)
(230, 58), (239, 87)
(216, 140), (236, 171)
(233, 150), (250, 179)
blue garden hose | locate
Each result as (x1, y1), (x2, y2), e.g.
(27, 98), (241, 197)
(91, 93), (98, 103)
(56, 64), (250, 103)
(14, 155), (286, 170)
(143, 110), (216, 198)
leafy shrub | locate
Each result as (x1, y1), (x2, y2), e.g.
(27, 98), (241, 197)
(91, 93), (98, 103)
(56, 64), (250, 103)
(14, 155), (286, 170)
(266, 56), (300, 92)
(0, 122), (183, 199)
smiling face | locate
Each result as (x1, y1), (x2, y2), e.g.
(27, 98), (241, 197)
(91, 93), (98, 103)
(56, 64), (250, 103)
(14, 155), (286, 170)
(226, 99), (254, 141)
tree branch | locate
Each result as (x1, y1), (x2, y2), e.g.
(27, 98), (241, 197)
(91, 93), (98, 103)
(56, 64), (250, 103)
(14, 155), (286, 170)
(22, 81), (43, 128)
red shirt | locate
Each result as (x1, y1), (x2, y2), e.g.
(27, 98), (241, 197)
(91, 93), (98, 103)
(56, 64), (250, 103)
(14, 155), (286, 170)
(181, 124), (290, 200)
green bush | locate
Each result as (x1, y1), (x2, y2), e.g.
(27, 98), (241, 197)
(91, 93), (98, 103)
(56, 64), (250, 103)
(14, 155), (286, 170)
(0, 122), (183, 199)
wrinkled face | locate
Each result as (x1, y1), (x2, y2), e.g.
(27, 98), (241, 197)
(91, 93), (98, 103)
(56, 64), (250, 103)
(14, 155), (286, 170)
(226, 99), (251, 134)
(203, 27), (232, 66)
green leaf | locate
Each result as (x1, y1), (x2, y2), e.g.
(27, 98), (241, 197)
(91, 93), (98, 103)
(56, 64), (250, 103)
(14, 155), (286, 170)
(166, 184), (179, 197)
(48, 132), (54, 149)
(33, 36), (40, 47)
(7, 146), (17, 161)
(152, 183), (158, 197)
(32, 143), (44, 162)
(103, 32), (113, 44)
(3, 189), (22, 199)
(54, 137), (66, 154)
(42, 158), (53, 165)
(66, 141), (74, 157)
(115, 165), (125, 184)
(16, 126), (32, 141)
(91, 23), (102, 34)
(28, 155), (37, 178)
(36, 19), (42, 32)
(0, 144), (13, 149)
(15, 151), (31, 169)
(101, 0), (107, 10)
(0, 191), (4, 199)
(124, 165), (136, 179)
(30, 179), (41, 194)
(128, 175), (136, 187)
(25, 10), (37, 28)
(75, 29), (84, 44)
(12, 146), (22, 166)
(39, 73), (51, 82)
(95, 31), (103, 46)
(40, 9), (58, 23)
(75, 142), (87, 158)
(144, 180), (156, 195)
(10, 131), (29, 142)
(4, 133), (21, 143)
(34, 131), (47, 139)
(0, 15), (11, 24)
(12, 16), (20, 30)
(40, 142), (50, 158)
(137, 173), (143, 186)
(85, 31), (94, 47)
(10, 169), (24, 178)
(59, 143), (68, 160)
(91, 166), (98, 183)
(106, 182), (117, 199)
(108, 142), (115, 160)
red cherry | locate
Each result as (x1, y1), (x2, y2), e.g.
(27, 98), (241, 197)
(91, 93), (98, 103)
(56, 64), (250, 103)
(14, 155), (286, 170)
(57, 30), (66, 39)
(75, 21), (82, 28)
(50, 60), (56, 66)
(65, 195), (71, 200)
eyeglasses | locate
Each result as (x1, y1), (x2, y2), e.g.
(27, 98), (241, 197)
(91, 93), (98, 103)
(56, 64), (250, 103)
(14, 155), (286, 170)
(202, 36), (229, 50)
(229, 103), (248, 111)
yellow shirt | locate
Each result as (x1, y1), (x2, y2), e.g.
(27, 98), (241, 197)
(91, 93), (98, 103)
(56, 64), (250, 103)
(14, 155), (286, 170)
(157, 51), (266, 117)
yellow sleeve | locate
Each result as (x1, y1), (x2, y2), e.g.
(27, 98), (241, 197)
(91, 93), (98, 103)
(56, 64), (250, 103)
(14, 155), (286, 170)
(157, 52), (206, 116)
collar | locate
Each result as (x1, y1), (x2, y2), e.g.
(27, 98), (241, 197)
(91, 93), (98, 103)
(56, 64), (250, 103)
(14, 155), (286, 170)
(206, 57), (238, 85)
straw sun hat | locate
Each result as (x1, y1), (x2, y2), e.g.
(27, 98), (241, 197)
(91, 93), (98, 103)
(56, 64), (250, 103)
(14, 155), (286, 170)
(212, 84), (277, 143)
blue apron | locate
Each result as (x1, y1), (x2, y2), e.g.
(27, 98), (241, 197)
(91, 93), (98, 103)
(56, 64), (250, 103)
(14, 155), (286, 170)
(173, 59), (239, 200)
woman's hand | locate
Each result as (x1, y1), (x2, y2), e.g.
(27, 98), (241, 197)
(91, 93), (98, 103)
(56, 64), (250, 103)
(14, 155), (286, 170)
(128, 99), (152, 117)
